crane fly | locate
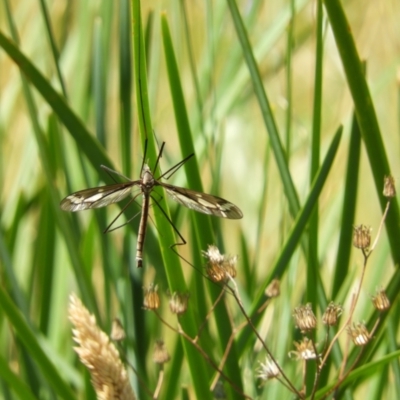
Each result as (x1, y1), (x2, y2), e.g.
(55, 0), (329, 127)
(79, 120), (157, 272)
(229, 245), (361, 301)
(60, 142), (243, 267)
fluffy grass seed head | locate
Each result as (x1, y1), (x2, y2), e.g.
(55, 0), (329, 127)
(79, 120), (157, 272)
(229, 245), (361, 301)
(68, 293), (136, 400)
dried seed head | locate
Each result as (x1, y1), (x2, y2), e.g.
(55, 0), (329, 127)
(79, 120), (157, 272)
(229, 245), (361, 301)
(371, 288), (390, 312)
(168, 291), (190, 316)
(224, 255), (238, 279)
(206, 262), (226, 283)
(202, 244), (225, 265)
(353, 225), (371, 250)
(289, 338), (317, 360)
(153, 340), (170, 365)
(202, 245), (238, 283)
(383, 175), (396, 198)
(293, 303), (317, 333)
(347, 322), (370, 346)
(143, 284), (160, 311)
(68, 294), (136, 400)
(111, 318), (126, 342)
(322, 302), (343, 326)
(265, 279), (280, 298)
(256, 356), (280, 382)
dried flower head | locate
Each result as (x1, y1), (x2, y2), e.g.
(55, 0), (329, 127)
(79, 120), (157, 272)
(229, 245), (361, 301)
(265, 279), (280, 298)
(371, 288), (390, 312)
(68, 293), (136, 400)
(256, 356), (280, 382)
(143, 284), (160, 311)
(202, 244), (225, 264)
(353, 225), (371, 251)
(224, 255), (238, 279)
(153, 340), (170, 365)
(322, 302), (343, 326)
(383, 175), (396, 198)
(289, 338), (317, 360)
(111, 318), (126, 342)
(202, 245), (238, 283)
(293, 303), (317, 333)
(168, 291), (190, 316)
(347, 322), (370, 346)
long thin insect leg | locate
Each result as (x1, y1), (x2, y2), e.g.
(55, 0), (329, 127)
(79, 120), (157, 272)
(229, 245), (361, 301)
(153, 142), (166, 172)
(139, 139), (148, 176)
(100, 165), (132, 182)
(158, 152), (194, 181)
(108, 203), (156, 233)
(150, 195), (187, 248)
(169, 246), (232, 296)
(103, 192), (142, 233)
(106, 209), (142, 233)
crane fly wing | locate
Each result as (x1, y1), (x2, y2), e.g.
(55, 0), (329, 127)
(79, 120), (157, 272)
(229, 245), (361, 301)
(60, 182), (138, 211)
(59, 141), (243, 268)
(161, 183), (243, 219)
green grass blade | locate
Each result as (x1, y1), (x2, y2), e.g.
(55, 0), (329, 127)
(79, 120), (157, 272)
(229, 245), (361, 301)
(323, 0), (400, 264)
(332, 114), (361, 297)
(0, 26), (99, 317)
(0, 287), (75, 400)
(0, 354), (38, 400)
(0, 31), (113, 172)
(161, 14), (244, 397)
(313, 350), (400, 399)
(0, 227), (29, 318)
(133, 4), (215, 399)
(38, 0), (68, 98)
(118, 0), (133, 176)
(238, 127), (343, 351)
(226, 0), (300, 217)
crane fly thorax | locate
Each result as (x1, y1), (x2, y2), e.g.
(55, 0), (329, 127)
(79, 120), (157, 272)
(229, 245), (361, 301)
(141, 164), (155, 194)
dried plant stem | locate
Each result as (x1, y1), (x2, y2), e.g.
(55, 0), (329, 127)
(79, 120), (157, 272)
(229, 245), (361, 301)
(226, 278), (301, 397)
(370, 201), (391, 252)
(321, 290), (358, 370)
(310, 339), (322, 400)
(210, 319), (248, 392)
(153, 311), (251, 399)
(301, 359), (307, 398)
(115, 344), (154, 398)
(320, 201), (390, 370)
(326, 317), (382, 398)
(194, 288), (225, 342)
(153, 368), (164, 400)
(256, 298), (272, 314)
(318, 200), (392, 396)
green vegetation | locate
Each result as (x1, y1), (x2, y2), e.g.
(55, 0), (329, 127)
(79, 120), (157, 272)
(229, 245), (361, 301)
(1, 0), (399, 399)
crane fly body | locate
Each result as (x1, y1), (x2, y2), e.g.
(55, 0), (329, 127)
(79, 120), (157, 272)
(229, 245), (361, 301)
(60, 143), (242, 267)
